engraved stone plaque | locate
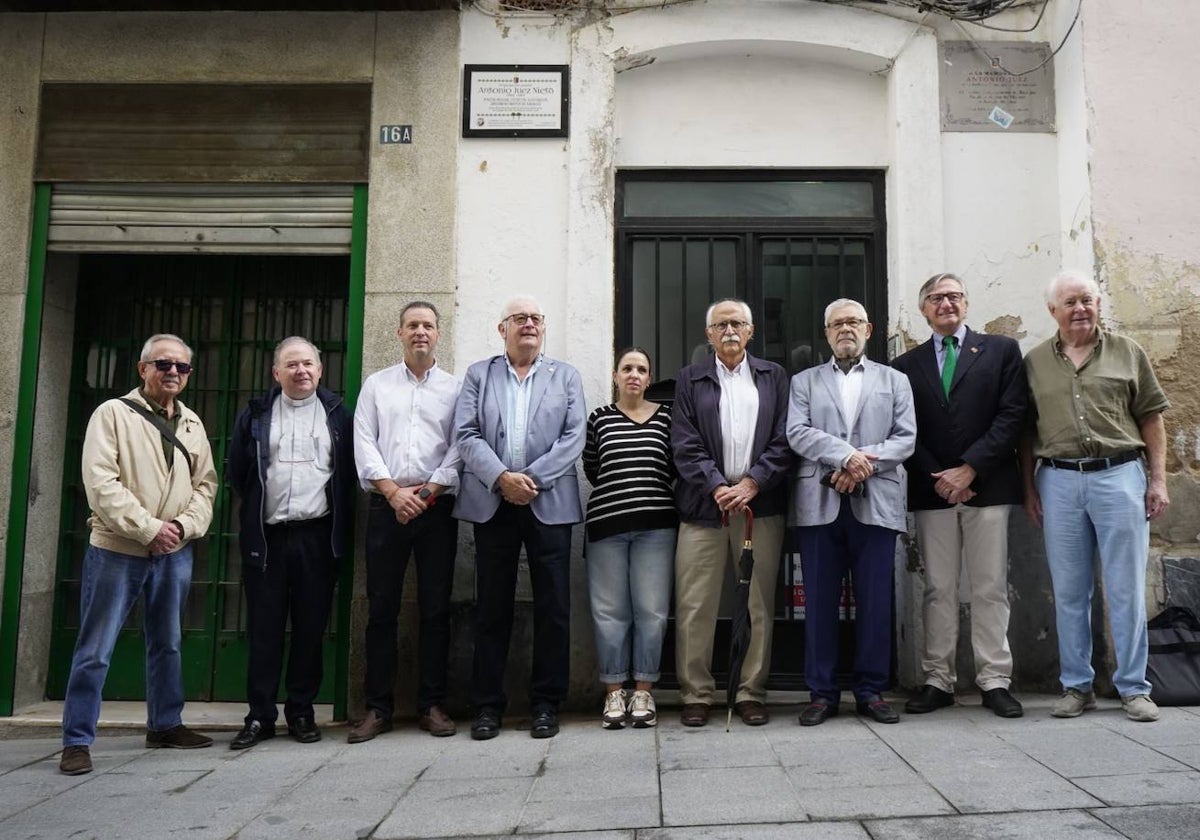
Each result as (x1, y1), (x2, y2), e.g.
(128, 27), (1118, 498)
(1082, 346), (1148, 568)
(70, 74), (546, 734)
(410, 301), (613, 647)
(940, 41), (1055, 133)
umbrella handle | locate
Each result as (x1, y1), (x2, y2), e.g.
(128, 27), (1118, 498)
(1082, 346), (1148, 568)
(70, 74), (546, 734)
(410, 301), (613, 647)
(720, 509), (756, 545)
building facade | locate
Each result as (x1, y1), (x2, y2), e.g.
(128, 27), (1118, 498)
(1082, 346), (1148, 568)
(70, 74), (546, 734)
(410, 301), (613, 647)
(1, 0), (1196, 717)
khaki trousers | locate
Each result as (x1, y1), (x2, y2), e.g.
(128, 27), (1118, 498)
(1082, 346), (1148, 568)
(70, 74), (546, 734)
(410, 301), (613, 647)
(914, 504), (1014, 692)
(674, 513), (784, 705)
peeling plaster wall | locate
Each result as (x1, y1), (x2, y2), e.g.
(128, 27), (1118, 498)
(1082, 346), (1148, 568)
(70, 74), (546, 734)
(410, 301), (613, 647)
(1083, 1), (1200, 565)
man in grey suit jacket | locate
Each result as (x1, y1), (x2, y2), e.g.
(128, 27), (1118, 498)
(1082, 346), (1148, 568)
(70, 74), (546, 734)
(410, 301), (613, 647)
(787, 299), (916, 726)
(454, 295), (586, 741)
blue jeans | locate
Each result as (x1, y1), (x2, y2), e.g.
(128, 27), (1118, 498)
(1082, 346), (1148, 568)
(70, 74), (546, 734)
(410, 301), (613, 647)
(62, 544), (193, 746)
(1037, 459), (1152, 698)
(586, 528), (676, 684)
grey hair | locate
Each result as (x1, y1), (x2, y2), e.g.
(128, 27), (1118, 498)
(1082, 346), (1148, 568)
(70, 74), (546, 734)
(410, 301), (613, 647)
(400, 300), (441, 328)
(273, 336), (322, 368)
(1046, 269), (1101, 304)
(823, 298), (869, 326)
(917, 272), (967, 306)
(704, 298), (753, 327)
(499, 295), (543, 323)
(140, 334), (193, 363)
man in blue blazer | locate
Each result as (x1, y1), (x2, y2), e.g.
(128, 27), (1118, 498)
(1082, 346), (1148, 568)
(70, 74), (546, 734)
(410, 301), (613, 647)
(893, 273), (1027, 718)
(788, 299), (915, 725)
(454, 295), (586, 741)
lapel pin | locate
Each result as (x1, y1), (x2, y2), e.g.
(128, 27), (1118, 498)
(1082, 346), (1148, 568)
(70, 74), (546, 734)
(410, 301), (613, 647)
(970, 347), (979, 353)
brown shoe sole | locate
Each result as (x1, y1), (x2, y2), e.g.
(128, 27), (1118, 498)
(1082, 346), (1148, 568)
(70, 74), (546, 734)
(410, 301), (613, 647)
(347, 719), (393, 744)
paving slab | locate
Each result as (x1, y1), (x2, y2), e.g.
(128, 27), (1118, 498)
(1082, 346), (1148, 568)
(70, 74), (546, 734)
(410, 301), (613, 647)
(657, 725), (779, 771)
(866, 809), (1128, 839)
(1092, 708), (1200, 747)
(790, 776), (955, 820)
(775, 738), (922, 786)
(374, 776), (534, 839)
(1090, 803), (1200, 840)
(994, 722), (1191, 778)
(660, 765), (807, 826)
(516, 793), (660, 834)
(1156, 743), (1200, 771)
(641, 822), (870, 839)
(1073, 770), (1200, 807)
(418, 734), (548, 780)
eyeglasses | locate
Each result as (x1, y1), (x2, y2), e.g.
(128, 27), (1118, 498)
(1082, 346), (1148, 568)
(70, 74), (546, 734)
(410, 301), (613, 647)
(924, 292), (965, 305)
(826, 318), (867, 330)
(148, 360), (193, 374)
(708, 320), (750, 332)
(505, 313), (545, 327)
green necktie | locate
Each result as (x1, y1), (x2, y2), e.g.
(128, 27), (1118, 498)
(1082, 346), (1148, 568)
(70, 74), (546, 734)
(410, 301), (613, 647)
(941, 335), (958, 398)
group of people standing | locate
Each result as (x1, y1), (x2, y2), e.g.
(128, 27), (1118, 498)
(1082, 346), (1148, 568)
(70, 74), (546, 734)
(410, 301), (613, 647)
(57, 268), (1170, 775)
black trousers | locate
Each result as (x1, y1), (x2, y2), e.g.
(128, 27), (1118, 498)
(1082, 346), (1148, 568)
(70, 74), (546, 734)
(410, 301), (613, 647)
(363, 494), (458, 716)
(243, 516), (336, 727)
(471, 502), (572, 715)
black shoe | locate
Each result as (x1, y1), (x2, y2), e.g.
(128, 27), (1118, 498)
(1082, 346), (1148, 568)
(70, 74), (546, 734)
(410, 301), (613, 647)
(230, 720), (275, 750)
(798, 699), (839, 727)
(530, 709), (559, 739)
(981, 687), (1024, 718)
(471, 708), (501, 741)
(856, 697), (900, 724)
(287, 716), (321, 744)
(905, 684), (955, 714)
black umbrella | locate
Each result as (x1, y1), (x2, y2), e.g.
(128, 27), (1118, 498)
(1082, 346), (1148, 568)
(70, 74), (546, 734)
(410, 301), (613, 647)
(725, 509), (756, 732)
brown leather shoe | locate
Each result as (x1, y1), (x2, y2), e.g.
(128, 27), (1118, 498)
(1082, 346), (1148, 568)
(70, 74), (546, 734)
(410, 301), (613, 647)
(680, 703), (709, 727)
(418, 705), (457, 737)
(346, 709), (393, 744)
(734, 700), (770, 726)
(59, 745), (92, 775)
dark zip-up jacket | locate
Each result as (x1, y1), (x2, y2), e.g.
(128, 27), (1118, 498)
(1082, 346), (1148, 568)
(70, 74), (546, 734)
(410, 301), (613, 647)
(227, 385), (356, 568)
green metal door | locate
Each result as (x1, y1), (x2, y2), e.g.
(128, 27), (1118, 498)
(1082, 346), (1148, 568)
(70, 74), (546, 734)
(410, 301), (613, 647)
(46, 253), (350, 702)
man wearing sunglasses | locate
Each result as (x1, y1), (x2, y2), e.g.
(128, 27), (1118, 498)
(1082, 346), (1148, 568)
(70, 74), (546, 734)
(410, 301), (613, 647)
(454, 295), (586, 740)
(226, 336), (356, 749)
(60, 334), (218, 776)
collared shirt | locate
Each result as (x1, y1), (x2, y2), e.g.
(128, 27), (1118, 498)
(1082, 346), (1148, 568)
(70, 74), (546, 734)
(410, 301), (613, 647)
(354, 360), (462, 492)
(503, 353), (544, 469)
(830, 355), (867, 469)
(933, 324), (969, 376)
(1025, 330), (1169, 459)
(138, 388), (180, 464)
(716, 354), (759, 482)
(264, 393), (332, 524)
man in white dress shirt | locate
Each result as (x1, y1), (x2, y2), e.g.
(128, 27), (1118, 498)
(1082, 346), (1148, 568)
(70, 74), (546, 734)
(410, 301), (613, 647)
(348, 301), (463, 742)
(227, 336), (356, 749)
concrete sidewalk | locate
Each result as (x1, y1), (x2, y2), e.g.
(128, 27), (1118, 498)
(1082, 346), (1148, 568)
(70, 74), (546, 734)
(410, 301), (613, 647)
(1, 695), (1198, 840)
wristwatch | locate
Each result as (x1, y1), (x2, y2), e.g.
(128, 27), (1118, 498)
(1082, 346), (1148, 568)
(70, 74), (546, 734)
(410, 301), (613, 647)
(418, 487), (433, 501)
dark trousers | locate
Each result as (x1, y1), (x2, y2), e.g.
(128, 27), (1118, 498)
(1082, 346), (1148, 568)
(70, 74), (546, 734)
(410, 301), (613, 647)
(796, 498), (898, 704)
(363, 494), (457, 716)
(243, 516), (336, 727)
(471, 502), (572, 715)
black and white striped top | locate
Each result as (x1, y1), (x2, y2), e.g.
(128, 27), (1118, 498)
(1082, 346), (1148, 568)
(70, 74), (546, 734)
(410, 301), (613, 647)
(583, 403), (678, 543)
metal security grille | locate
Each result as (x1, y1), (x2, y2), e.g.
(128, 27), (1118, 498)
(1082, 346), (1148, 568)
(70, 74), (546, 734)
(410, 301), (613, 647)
(615, 170), (887, 690)
(46, 253), (349, 702)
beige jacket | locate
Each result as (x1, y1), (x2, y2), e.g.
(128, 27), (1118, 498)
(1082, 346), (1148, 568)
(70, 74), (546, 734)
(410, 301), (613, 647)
(82, 388), (218, 556)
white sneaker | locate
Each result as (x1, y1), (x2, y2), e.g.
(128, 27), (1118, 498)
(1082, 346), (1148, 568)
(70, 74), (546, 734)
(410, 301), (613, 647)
(628, 690), (657, 728)
(1051, 688), (1097, 718)
(602, 689), (627, 729)
(1121, 694), (1159, 722)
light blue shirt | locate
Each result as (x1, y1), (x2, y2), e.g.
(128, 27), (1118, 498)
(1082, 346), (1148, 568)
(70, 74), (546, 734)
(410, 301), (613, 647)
(934, 324), (969, 375)
(503, 354), (543, 470)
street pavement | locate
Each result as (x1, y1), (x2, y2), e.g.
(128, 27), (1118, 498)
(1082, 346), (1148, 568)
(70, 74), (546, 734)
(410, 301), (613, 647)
(1, 695), (1199, 839)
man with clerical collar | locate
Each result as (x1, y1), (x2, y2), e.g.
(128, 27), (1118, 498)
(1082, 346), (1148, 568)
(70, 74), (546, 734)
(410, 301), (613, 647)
(60, 334), (218, 776)
(893, 273), (1028, 718)
(348, 301), (462, 742)
(454, 295), (586, 741)
(671, 298), (793, 728)
(1021, 269), (1169, 723)
(787, 299), (915, 726)
(226, 336), (356, 748)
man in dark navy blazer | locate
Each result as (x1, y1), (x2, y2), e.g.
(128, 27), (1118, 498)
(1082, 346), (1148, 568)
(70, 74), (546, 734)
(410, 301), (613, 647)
(892, 273), (1028, 718)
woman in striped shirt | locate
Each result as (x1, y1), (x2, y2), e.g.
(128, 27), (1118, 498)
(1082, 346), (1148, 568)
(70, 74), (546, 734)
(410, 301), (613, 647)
(584, 348), (677, 729)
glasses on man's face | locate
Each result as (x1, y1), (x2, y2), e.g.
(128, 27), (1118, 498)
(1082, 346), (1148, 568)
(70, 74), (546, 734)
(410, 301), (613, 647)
(149, 360), (193, 375)
(708, 320), (749, 333)
(826, 318), (867, 331)
(505, 313), (545, 327)
(924, 292), (964, 306)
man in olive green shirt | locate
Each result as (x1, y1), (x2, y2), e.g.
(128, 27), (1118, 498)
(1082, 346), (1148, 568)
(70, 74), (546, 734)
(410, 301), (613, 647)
(1020, 270), (1169, 723)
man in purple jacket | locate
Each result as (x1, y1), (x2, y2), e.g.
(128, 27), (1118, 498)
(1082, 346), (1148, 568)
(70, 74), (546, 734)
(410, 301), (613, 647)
(671, 298), (794, 727)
